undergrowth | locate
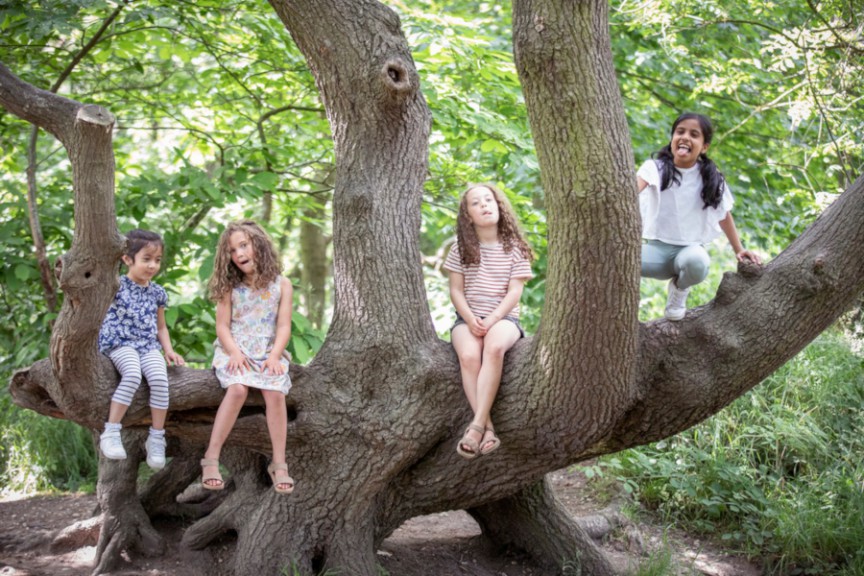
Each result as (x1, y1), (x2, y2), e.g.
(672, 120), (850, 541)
(587, 330), (864, 575)
(0, 391), (97, 495)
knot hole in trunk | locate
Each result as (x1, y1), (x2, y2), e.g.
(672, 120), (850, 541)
(381, 59), (414, 97)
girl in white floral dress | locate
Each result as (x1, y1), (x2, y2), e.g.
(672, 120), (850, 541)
(201, 220), (295, 494)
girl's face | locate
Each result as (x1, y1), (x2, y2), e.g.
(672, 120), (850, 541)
(465, 186), (499, 229)
(123, 243), (163, 286)
(228, 231), (256, 278)
(670, 118), (709, 168)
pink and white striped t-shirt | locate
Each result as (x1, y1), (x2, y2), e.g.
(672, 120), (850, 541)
(444, 241), (533, 319)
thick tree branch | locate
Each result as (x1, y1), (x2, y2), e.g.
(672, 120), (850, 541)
(268, 0), (434, 345)
(513, 0), (640, 450)
(612, 174), (864, 449)
(0, 61), (80, 143)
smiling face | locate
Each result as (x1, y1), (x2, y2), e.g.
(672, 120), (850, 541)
(670, 117), (710, 168)
(464, 186), (500, 229)
(123, 243), (163, 286)
(228, 231), (256, 279)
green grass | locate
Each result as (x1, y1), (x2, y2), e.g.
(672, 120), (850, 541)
(0, 391), (97, 495)
(588, 330), (864, 575)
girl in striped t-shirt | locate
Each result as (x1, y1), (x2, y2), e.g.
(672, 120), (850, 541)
(444, 184), (533, 459)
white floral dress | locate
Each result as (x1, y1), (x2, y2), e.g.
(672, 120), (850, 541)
(212, 278), (292, 394)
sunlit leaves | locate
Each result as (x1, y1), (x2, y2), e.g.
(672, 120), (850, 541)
(612, 0), (864, 254)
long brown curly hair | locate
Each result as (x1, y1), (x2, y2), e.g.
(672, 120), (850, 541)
(207, 220), (282, 302)
(456, 183), (534, 266)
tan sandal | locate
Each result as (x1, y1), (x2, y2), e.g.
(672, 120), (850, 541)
(267, 462), (295, 494)
(456, 423), (484, 460)
(200, 458), (224, 491)
(480, 426), (501, 455)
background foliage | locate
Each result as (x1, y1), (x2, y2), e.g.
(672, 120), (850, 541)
(1, 0), (862, 572)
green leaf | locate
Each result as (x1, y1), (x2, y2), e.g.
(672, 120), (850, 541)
(165, 306), (178, 328)
(251, 171), (279, 191)
(14, 264), (33, 280)
(290, 334), (312, 364)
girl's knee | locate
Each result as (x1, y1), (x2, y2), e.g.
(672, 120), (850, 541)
(225, 384), (249, 401)
(261, 389), (284, 403)
(683, 255), (710, 283)
(457, 350), (482, 371)
(483, 342), (509, 360)
(122, 372), (143, 385)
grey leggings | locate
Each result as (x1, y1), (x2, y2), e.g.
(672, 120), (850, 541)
(108, 347), (169, 409)
(641, 240), (710, 290)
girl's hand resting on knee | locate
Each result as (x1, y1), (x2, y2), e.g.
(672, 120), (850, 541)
(227, 351), (251, 375)
(262, 355), (286, 375)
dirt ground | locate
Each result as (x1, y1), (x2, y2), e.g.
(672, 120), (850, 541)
(0, 467), (762, 576)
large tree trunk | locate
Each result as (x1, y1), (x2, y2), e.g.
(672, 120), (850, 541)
(3, 0), (864, 574)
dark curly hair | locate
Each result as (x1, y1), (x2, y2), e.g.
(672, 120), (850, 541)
(653, 113), (726, 210)
(208, 220), (282, 301)
(455, 183), (533, 266)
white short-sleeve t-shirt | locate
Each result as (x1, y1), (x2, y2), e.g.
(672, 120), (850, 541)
(638, 159), (734, 246)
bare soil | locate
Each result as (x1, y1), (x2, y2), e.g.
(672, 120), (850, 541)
(0, 467), (762, 576)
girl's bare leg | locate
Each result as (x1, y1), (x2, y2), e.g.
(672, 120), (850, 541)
(202, 384), (249, 486)
(451, 324), (485, 450)
(150, 407), (167, 431)
(472, 320), (521, 450)
(262, 389), (291, 491)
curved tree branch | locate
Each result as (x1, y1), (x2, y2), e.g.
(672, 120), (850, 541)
(22, 0), (130, 315)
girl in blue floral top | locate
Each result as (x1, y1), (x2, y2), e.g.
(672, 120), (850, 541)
(98, 229), (184, 469)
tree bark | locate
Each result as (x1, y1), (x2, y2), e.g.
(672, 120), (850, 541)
(94, 430), (165, 575)
(471, 478), (617, 575)
(513, 0), (642, 453)
(3, 0), (864, 574)
(300, 168), (334, 329)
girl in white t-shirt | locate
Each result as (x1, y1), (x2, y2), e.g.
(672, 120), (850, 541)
(444, 184), (533, 459)
(637, 113), (761, 320)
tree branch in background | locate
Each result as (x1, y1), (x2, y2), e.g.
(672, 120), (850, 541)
(23, 0), (130, 314)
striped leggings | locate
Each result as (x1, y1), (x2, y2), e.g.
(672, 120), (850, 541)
(108, 347), (169, 410)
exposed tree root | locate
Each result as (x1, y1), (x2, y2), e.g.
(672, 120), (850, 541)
(92, 430), (164, 575)
(471, 476), (619, 576)
(50, 515), (102, 552)
(140, 451), (214, 519)
(324, 510), (378, 576)
(180, 448), (259, 550)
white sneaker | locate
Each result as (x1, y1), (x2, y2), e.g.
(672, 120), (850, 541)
(665, 279), (690, 321)
(99, 429), (127, 460)
(145, 434), (167, 470)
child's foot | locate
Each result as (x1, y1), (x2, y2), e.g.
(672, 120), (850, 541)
(479, 426), (501, 455)
(267, 462), (295, 494)
(456, 423), (484, 459)
(145, 434), (167, 470)
(200, 458), (225, 491)
(665, 279), (690, 321)
(99, 429), (127, 460)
